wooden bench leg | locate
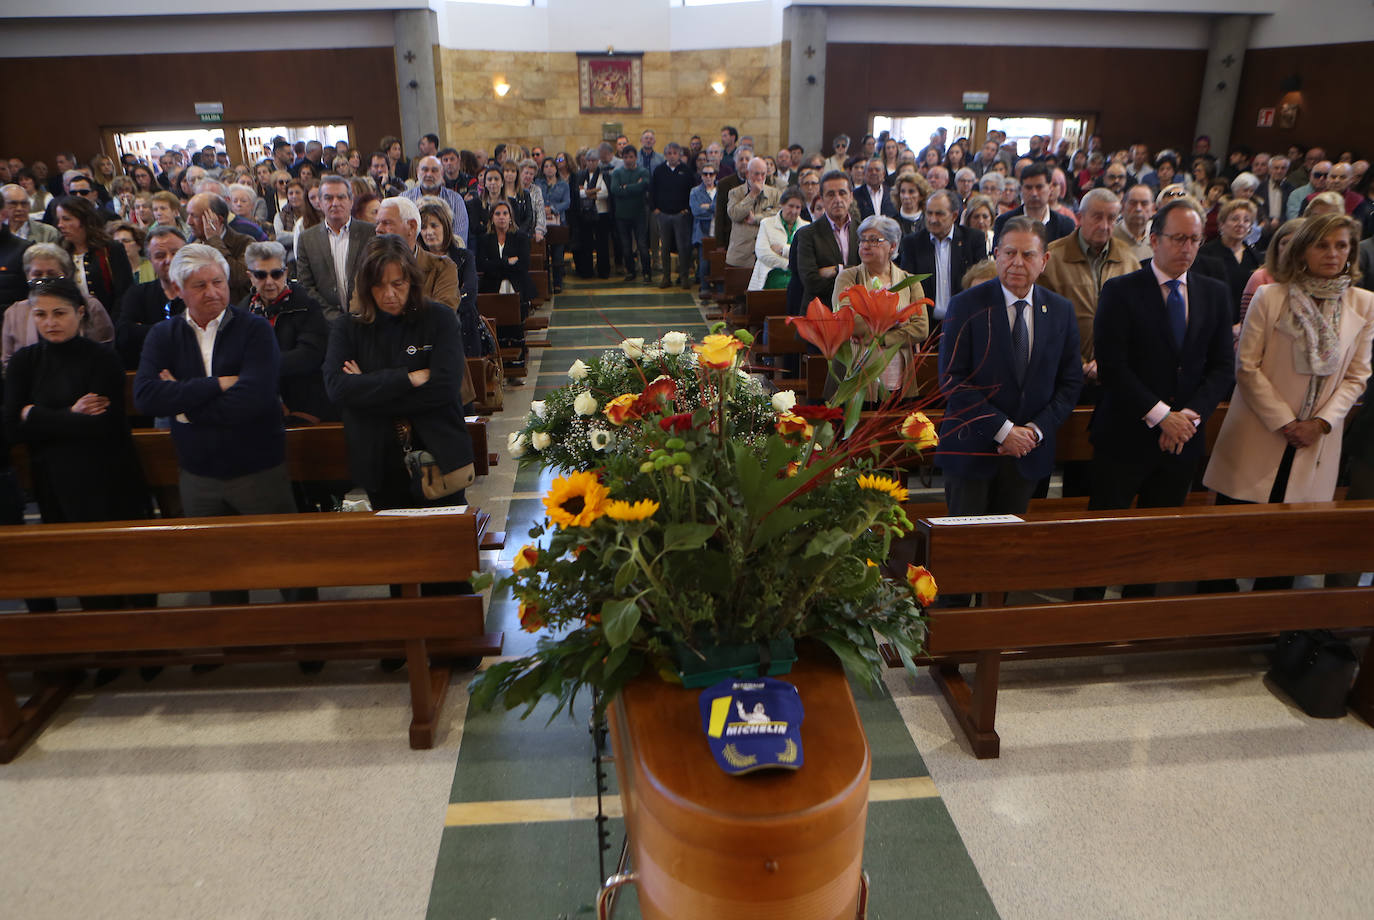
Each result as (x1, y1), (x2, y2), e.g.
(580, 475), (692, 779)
(928, 655), (1002, 759)
(0, 668), (80, 764)
(405, 639), (451, 750)
(1350, 640), (1374, 726)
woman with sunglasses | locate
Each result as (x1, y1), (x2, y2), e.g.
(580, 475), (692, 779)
(239, 241), (335, 424)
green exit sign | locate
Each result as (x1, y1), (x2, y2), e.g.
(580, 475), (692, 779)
(198, 113), (223, 124)
(962, 91), (989, 112)
(195, 102), (224, 124)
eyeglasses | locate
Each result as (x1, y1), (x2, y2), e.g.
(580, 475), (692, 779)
(1161, 233), (1204, 246)
(1313, 171), (1329, 177)
(27, 276), (65, 289)
(701, 171), (716, 177)
(249, 268), (287, 280)
(858, 237), (890, 246)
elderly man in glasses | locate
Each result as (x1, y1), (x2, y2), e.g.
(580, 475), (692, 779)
(239, 240), (335, 424)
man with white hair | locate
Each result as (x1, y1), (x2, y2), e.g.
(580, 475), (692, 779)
(953, 168), (976, 210)
(133, 243), (295, 524)
(725, 156), (781, 269)
(1113, 183), (1155, 262)
(372, 197), (458, 312)
(404, 156), (469, 246)
(1039, 187), (1141, 385)
(1, 183), (58, 244)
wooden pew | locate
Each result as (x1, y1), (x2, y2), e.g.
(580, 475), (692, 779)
(752, 317), (827, 401)
(905, 501), (1374, 758)
(477, 292), (528, 380)
(728, 289), (787, 330)
(0, 511), (504, 761)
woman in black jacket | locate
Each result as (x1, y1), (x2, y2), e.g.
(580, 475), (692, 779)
(323, 236), (474, 511)
(3, 278), (151, 616)
(55, 194), (133, 317)
(477, 201), (536, 314)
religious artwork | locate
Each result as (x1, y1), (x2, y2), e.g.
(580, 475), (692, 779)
(578, 52), (643, 115)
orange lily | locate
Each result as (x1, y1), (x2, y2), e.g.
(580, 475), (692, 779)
(841, 284), (930, 339)
(787, 298), (856, 360)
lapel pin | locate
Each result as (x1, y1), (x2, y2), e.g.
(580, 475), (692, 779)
(1041, 304), (1047, 314)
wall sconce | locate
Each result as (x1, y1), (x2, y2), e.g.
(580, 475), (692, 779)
(710, 81), (726, 96)
(494, 81), (511, 98)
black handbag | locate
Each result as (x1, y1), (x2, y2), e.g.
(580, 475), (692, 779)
(1268, 629), (1357, 718)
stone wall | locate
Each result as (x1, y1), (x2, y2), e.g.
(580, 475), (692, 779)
(438, 45), (787, 158)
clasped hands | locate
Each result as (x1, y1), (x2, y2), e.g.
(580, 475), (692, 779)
(1157, 409), (1200, 454)
(996, 425), (1039, 458)
(1280, 418), (1325, 449)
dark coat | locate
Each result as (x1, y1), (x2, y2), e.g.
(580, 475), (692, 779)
(992, 206), (1076, 249)
(0, 226), (31, 306)
(322, 302), (473, 494)
(476, 230), (536, 305)
(794, 214), (860, 307)
(1090, 266), (1235, 461)
(115, 280), (185, 369)
(854, 185), (898, 221)
(936, 279), (1084, 482)
(3, 335), (150, 522)
(238, 283), (337, 422)
(897, 224), (988, 306)
(75, 241), (134, 317)
(1198, 238), (1262, 324)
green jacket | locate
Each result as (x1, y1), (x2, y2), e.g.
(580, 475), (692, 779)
(608, 166), (650, 219)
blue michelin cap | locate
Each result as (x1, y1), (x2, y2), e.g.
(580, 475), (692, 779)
(698, 676), (805, 775)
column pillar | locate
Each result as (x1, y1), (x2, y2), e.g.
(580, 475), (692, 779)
(783, 5), (827, 155)
(1193, 14), (1253, 157)
(393, 9), (441, 148)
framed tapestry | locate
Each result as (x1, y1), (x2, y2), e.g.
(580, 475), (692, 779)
(578, 52), (643, 115)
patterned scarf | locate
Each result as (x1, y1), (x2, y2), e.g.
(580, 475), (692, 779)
(1285, 273), (1350, 419)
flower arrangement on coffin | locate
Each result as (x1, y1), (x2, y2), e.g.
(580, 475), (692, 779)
(471, 284), (941, 718)
(506, 331), (778, 472)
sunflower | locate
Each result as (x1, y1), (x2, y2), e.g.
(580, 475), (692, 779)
(605, 498), (660, 522)
(543, 471), (609, 527)
(856, 473), (909, 502)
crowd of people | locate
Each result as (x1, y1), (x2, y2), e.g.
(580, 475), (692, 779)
(1, 122), (1373, 620)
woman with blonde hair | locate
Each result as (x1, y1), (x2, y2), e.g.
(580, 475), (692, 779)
(1205, 213), (1374, 510)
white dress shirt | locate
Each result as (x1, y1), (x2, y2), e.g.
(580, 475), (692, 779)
(179, 307), (230, 423)
(994, 284), (1042, 444)
(325, 219), (352, 300)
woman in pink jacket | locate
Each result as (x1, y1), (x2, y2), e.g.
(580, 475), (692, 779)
(1205, 212), (1374, 509)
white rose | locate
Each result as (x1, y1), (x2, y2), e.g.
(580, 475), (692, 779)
(772, 390), (797, 413)
(573, 391), (598, 416)
(531, 431), (552, 450)
(660, 331), (687, 355)
(620, 337), (645, 359)
(589, 430), (612, 451)
(529, 400), (547, 419)
(507, 432), (529, 458)
(568, 359), (589, 381)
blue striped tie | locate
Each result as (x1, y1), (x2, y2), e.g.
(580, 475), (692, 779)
(1011, 299), (1029, 384)
(1166, 280), (1186, 349)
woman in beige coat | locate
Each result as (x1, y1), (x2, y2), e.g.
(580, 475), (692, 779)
(833, 215), (929, 402)
(1204, 213), (1374, 507)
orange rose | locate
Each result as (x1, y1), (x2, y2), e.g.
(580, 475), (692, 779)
(775, 412), (814, 443)
(512, 545), (539, 572)
(899, 410), (939, 451)
(519, 601), (545, 633)
(693, 333), (746, 369)
(906, 564), (938, 606)
(603, 393), (641, 426)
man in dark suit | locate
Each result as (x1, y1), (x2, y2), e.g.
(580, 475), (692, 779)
(936, 217), (1083, 518)
(896, 189), (986, 329)
(296, 175), (376, 321)
(855, 158), (897, 221)
(794, 170), (860, 310)
(1090, 200), (1236, 515)
(992, 162), (1075, 249)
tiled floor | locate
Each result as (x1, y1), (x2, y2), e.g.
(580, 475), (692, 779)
(3, 277), (1373, 919)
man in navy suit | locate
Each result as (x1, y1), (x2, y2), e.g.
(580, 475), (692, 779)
(897, 189), (986, 330)
(936, 217), (1084, 517)
(992, 163), (1075, 249)
(1089, 199), (1235, 513)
